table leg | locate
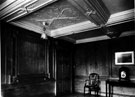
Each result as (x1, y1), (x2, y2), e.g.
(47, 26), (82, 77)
(106, 81), (107, 97)
(109, 83), (110, 97)
(111, 86), (113, 97)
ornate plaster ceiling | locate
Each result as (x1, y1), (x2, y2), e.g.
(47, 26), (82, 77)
(0, 0), (134, 43)
(17, 0), (88, 30)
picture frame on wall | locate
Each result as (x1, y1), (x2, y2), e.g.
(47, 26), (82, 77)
(115, 51), (134, 65)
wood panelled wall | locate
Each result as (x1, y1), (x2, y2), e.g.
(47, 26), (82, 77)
(74, 35), (135, 93)
(1, 22), (74, 97)
(18, 34), (47, 75)
(1, 22), (56, 97)
(1, 22), (51, 84)
(75, 41), (110, 77)
(55, 40), (74, 95)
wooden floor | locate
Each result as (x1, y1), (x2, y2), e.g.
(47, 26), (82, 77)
(3, 93), (103, 97)
(29, 93), (103, 97)
(58, 93), (103, 97)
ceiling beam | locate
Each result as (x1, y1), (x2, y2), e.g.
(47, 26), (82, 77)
(50, 9), (134, 37)
(76, 30), (135, 44)
(10, 9), (134, 40)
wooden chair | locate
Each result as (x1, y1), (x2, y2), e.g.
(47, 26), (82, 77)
(84, 73), (100, 97)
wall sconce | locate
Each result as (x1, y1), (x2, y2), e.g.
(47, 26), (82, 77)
(41, 32), (47, 39)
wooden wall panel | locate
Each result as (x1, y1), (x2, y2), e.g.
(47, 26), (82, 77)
(0, 21), (1, 67)
(56, 40), (74, 95)
(18, 35), (46, 75)
(1, 22), (16, 84)
(1, 22), (6, 84)
(75, 41), (109, 77)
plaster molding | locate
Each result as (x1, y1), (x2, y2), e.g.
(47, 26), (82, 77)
(76, 35), (110, 44)
(107, 8), (134, 26)
(50, 9), (134, 38)
(0, 0), (30, 18)
(0, 0), (17, 11)
(51, 21), (96, 37)
(11, 21), (44, 34)
(0, 0), (58, 21)
(76, 30), (135, 44)
(10, 9), (134, 42)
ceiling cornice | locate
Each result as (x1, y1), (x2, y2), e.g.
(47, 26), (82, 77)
(0, 0), (58, 21)
(51, 21), (96, 37)
(0, 0), (17, 11)
(107, 8), (134, 26)
(11, 20), (45, 35)
(0, 0), (34, 18)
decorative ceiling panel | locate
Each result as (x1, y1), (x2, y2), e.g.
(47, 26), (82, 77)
(0, 0), (134, 43)
(15, 0), (88, 30)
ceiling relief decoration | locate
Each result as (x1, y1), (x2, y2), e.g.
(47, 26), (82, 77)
(14, 0), (88, 30)
(0, 0), (134, 43)
(68, 0), (110, 26)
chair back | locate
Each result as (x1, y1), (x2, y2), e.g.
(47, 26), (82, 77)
(89, 73), (99, 86)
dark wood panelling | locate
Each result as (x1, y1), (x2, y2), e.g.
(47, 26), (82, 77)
(3, 23), (51, 84)
(1, 22), (17, 84)
(56, 39), (74, 95)
(0, 22), (1, 83)
(1, 22), (75, 97)
(74, 35), (135, 93)
(75, 40), (110, 93)
(1, 22), (56, 97)
(75, 41), (110, 77)
(1, 22), (6, 84)
(17, 31), (47, 75)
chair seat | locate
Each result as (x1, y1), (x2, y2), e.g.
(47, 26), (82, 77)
(84, 85), (100, 90)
